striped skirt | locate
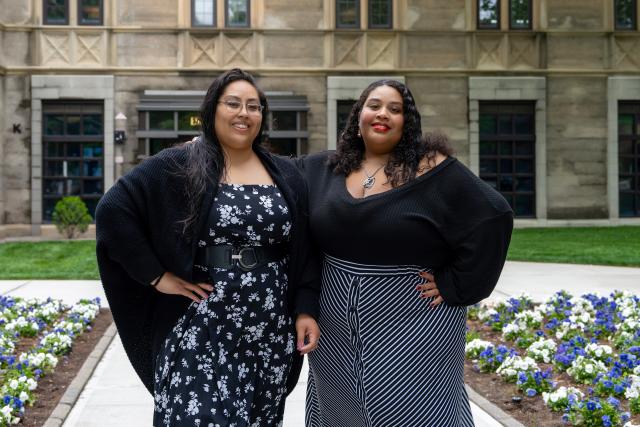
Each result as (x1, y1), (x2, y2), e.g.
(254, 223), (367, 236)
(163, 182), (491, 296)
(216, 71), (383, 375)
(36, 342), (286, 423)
(305, 255), (475, 427)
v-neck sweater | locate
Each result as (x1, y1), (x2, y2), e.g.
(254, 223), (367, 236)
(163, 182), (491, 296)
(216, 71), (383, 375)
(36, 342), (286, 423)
(297, 151), (514, 306)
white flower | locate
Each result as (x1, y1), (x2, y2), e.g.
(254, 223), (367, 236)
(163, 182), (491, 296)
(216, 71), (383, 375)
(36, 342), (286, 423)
(8, 380), (18, 390)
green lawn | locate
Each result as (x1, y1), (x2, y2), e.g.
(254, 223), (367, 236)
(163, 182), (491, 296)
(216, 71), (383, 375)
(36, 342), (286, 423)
(0, 240), (99, 279)
(0, 226), (638, 279)
(507, 226), (640, 267)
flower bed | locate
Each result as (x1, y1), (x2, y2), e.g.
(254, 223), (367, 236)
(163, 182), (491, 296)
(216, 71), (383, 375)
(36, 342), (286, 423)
(0, 296), (100, 426)
(467, 290), (640, 427)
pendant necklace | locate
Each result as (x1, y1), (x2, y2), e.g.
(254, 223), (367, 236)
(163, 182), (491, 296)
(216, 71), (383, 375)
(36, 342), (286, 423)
(362, 164), (385, 190)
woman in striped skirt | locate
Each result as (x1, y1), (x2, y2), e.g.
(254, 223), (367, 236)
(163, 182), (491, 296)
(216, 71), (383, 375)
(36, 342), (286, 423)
(298, 80), (513, 426)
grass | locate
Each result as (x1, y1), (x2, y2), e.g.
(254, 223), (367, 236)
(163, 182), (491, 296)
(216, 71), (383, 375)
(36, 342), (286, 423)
(507, 226), (640, 267)
(0, 226), (638, 279)
(0, 240), (99, 280)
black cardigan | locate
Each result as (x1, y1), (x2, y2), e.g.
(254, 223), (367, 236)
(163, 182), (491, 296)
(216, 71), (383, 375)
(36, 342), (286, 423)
(95, 144), (320, 395)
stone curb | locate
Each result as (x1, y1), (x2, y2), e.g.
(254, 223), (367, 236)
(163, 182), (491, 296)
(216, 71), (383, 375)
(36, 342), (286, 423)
(43, 322), (117, 427)
(466, 384), (526, 427)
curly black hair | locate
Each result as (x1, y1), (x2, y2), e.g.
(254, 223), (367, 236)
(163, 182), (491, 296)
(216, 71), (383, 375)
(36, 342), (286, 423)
(329, 79), (426, 187)
(180, 68), (269, 236)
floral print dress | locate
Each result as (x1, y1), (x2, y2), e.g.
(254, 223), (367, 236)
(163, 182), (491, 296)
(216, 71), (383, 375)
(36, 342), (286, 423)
(153, 183), (295, 427)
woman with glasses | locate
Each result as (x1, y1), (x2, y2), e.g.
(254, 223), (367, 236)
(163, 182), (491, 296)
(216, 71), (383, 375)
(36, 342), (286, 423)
(298, 80), (513, 426)
(96, 68), (320, 426)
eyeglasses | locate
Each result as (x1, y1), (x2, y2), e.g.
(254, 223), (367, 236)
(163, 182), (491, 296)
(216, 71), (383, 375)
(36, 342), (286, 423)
(218, 100), (264, 115)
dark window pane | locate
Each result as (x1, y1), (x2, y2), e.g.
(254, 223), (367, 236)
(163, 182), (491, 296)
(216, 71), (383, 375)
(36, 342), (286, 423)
(46, 161), (64, 176)
(46, 142), (64, 157)
(272, 111), (297, 131)
(43, 198), (59, 221)
(514, 114), (533, 134)
(83, 143), (103, 158)
(79, 0), (101, 25)
(337, 0), (358, 27)
(66, 115), (81, 135)
(150, 139), (178, 155)
(193, 0), (215, 26)
(480, 159), (497, 174)
(269, 138), (297, 156)
(44, 180), (65, 196)
(515, 194), (534, 216)
(478, 0), (499, 28)
(615, 0), (636, 30)
(500, 159), (513, 173)
(149, 111), (174, 131)
(68, 179), (82, 195)
(45, 0), (67, 24)
(369, 0), (391, 28)
(67, 143), (81, 157)
(178, 111), (202, 131)
(337, 100), (355, 138)
(498, 115), (512, 134)
(227, 0), (249, 27)
(83, 114), (103, 135)
(510, 0), (531, 29)
(619, 176), (634, 191)
(515, 141), (534, 155)
(67, 161), (81, 176)
(45, 114), (65, 135)
(480, 141), (498, 155)
(516, 177), (534, 191)
(479, 114), (497, 134)
(299, 113), (307, 131)
(84, 180), (103, 195)
(620, 192), (635, 217)
(84, 198), (98, 219)
(84, 161), (102, 177)
(619, 114), (634, 134)
(499, 175), (514, 191)
(620, 157), (635, 174)
(499, 141), (513, 155)
(620, 140), (634, 155)
(516, 158), (534, 173)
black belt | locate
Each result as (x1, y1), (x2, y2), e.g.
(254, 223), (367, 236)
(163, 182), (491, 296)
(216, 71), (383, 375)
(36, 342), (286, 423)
(196, 244), (287, 272)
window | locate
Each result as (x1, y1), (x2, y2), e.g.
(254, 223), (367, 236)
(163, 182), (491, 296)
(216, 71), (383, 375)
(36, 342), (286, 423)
(267, 95), (310, 157)
(337, 100), (355, 139)
(44, 0), (68, 25)
(336, 0), (360, 28)
(369, 0), (392, 29)
(615, 0), (637, 30)
(226, 0), (249, 28)
(42, 103), (104, 221)
(509, 0), (531, 29)
(137, 110), (201, 157)
(78, 0), (102, 25)
(478, 0), (500, 29)
(479, 103), (536, 217)
(192, 0), (216, 27)
(619, 103), (640, 217)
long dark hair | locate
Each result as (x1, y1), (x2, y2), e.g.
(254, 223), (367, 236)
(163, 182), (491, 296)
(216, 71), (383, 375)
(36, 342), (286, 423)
(180, 68), (269, 236)
(329, 80), (425, 187)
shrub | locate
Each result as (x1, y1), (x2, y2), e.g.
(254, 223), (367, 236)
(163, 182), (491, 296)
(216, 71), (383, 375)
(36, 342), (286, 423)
(51, 197), (92, 239)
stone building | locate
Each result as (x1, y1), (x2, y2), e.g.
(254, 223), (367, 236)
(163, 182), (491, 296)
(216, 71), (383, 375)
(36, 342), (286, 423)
(1, 0), (639, 237)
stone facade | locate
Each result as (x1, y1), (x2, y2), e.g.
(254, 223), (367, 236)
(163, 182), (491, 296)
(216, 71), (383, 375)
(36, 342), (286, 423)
(1, 0), (640, 236)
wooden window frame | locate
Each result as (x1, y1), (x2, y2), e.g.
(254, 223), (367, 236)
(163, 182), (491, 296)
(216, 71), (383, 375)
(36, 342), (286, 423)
(78, 0), (104, 26)
(368, 0), (392, 30)
(615, 0), (638, 31)
(336, 0), (361, 29)
(509, 0), (532, 30)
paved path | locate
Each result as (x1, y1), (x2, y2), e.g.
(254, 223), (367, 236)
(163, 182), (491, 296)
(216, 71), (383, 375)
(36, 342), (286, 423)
(3, 260), (639, 426)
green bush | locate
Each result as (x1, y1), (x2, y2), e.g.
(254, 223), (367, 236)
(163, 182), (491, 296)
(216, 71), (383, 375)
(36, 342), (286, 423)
(52, 197), (93, 239)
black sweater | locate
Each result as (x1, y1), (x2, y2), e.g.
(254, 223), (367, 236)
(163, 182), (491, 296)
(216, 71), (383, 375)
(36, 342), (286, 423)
(95, 145), (320, 395)
(298, 151), (513, 306)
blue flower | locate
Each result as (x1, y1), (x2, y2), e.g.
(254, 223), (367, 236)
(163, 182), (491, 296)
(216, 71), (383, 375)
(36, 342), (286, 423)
(526, 388), (537, 397)
(607, 397), (620, 408)
(586, 400), (597, 411)
(601, 415), (611, 427)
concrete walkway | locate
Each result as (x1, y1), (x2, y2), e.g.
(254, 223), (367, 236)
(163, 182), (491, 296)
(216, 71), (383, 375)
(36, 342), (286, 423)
(3, 260), (639, 426)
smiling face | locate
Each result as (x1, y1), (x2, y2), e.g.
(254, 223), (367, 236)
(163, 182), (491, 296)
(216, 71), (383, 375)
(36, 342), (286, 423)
(214, 79), (263, 152)
(358, 84), (405, 155)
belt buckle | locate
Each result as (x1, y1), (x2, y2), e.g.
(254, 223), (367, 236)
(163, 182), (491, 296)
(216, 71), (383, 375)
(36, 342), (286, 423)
(232, 247), (258, 271)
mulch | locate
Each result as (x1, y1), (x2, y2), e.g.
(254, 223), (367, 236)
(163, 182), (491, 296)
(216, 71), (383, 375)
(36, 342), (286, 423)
(18, 309), (113, 427)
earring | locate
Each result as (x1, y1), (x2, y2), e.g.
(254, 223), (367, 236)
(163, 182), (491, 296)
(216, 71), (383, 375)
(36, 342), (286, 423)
(357, 130), (361, 138)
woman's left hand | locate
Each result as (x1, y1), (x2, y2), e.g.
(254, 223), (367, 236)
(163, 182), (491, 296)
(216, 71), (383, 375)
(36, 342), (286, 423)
(295, 314), (320, 355)
(416, 271), (444, 307)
